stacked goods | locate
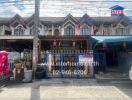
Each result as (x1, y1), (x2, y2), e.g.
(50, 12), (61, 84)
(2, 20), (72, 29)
(23, 51), (32, 61)
(8, 52), (21, 71)
(8, 52), (21, 62)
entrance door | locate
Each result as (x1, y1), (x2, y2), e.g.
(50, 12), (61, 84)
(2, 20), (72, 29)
(106, 52), (118, 67)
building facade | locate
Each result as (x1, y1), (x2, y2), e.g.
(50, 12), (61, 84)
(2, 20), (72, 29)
(0, 13), (132, 78)
(0, 14), (132, 51)
(0, 14), (132, 37)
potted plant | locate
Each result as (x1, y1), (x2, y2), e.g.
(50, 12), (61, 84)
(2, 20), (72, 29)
(23, 51), (32, 70)
(14, 59), (22, 69)
(25, 53), (32, 70)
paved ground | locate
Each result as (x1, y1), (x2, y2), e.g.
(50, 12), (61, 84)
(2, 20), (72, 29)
(0, 79), (132, 100)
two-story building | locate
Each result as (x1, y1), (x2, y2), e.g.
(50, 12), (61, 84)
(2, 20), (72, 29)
(0, 13), (132, 78)
(0, 14), (132, 51)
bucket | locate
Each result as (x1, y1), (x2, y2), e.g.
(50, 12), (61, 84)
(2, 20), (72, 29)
(23, 70), (32, 82)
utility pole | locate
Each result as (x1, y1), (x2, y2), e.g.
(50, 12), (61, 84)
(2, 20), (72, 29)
(32, 0), (40, 78)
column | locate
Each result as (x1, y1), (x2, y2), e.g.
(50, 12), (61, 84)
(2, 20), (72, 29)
(52, 24), (54, 36)
(11, 27), (14, 35)
(59, 26), (61, 35)
(111, 24), (114, 35)
(38, 40), (41, 61)
(101, 24), (104, 35)
(61, 27), (64, 35)
(90, 25), (94, 35)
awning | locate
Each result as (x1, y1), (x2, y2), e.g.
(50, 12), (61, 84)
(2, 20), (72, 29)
(91, 36), (132, 43)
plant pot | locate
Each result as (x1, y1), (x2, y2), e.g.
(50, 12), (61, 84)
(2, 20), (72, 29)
(23, 70), (32, 82)
(26, 61), (32, 69)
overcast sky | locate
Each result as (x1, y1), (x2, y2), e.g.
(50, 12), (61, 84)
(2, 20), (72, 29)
(0, 0), (132, 17)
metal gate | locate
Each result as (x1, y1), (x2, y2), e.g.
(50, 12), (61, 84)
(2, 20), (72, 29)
(93, 52), (106, 74)
(43, 51), (106, 78)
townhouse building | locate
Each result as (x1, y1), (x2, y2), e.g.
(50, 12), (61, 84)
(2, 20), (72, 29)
(0, 8), (132, 78)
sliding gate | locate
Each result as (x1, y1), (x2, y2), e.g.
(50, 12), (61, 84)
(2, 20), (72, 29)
(43, 51), (106, 78)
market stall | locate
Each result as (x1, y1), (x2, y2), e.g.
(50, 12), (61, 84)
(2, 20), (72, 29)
(0, 50), (33, 83)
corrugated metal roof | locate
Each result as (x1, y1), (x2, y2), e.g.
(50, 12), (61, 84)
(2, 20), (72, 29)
(91, 36), (132, 43)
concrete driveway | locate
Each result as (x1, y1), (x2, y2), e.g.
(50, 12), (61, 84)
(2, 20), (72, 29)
(0, 79), (132, 100)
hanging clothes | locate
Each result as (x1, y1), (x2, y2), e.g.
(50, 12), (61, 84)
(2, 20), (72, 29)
(0, 53), (3, 75)
(0, 51), (9, 76)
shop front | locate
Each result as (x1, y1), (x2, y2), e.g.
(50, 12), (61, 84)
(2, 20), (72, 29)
(0, 39), (33, 52)
(92, 36), (132, 74)
(0, 39), (33, 82)
(39, 36), (94, 78)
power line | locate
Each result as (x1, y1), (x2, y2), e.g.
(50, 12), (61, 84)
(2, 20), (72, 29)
(1, 0), (132, 4)
(0, 0), (132, 16)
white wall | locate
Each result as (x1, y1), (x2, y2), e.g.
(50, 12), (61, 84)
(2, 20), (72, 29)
(1, 23), (132, 36)
(25, 27), (30, 35)
(128, 25), (132, 35)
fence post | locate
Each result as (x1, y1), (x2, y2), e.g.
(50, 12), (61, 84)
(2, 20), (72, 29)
(60, 53), (64, 78)
(45, 52), (48, 78)
(76, 53), (80, 79)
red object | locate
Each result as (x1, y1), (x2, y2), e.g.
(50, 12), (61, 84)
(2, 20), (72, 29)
(53, 40), (57, 46)
(0, 51), (9, 76)
(112, 10), (123, 14)
(102, 43), (107, 49)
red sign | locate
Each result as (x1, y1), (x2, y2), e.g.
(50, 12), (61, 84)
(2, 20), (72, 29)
(112, 10), (123, 14)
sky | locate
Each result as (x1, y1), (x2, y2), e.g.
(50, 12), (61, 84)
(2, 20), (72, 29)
(0, 0), (132, 17)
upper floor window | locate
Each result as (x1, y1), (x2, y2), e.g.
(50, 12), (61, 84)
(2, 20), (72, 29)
(54, 29), (60, 35)
(30, 27), (33, 35)
(126, 28), (129, 34)
(14, 26), (24, 35)
(81, 25), (89, 35)
(116, 28), (124, 35)
(65, 25), (75, 35)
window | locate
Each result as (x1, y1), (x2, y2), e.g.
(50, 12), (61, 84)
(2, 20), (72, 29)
(30, 28), (33, 35)
(116, 28), (124, 35)
(65, 25), (74, 35)
(126, 28), (129, 35)
(14, 26), (24, 35)
(81, 25), (89, 35)
(54, 29), (60, 35)
(5, 30), (11, 35)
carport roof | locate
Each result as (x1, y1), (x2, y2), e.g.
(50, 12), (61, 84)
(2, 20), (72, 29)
(91, 36), (132, 43)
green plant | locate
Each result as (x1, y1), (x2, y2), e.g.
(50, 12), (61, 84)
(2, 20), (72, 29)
(24, 52), (32, 62)
(14, 59), (22, 64)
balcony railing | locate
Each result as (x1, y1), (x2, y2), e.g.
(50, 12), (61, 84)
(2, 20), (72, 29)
(0, 34), (34, 39)
(0, 33), (131, 37)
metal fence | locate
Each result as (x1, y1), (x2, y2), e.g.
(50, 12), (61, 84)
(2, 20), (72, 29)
(42, 51), (106, 78)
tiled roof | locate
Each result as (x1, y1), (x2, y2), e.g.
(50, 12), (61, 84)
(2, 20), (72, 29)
(0, 15), (131, 25)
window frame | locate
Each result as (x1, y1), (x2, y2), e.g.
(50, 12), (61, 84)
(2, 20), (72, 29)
(81, 25), (89, 35)
(116, 28), (124, 35)
(64, 25), (75, 35)
(14, 25), (25, 36)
